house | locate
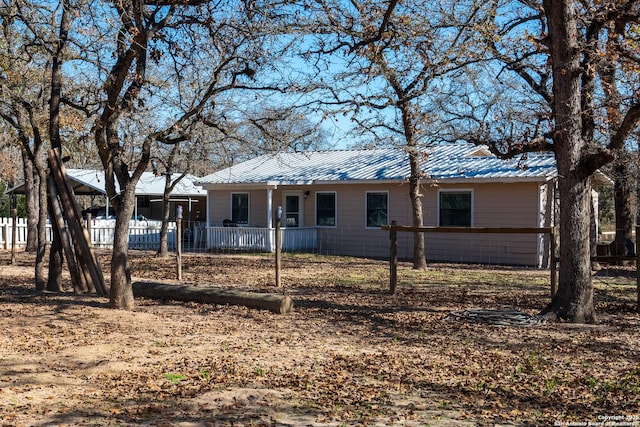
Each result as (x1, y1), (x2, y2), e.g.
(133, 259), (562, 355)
(8, 169), (206, 224)
(197, 143), (570, 266)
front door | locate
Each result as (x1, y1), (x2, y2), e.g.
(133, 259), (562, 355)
(284, 193), (302, 227)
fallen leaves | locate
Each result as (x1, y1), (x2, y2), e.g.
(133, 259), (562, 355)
(0, 251), (639, 426)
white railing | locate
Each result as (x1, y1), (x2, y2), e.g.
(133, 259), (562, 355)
(205, 226), (317, 252)
(206, 226), (272, 251)
(281, 227), (317, 251)
(0, 217), (176, 251)
(128, 225), (177, 250)
(1, 219), (317, 253)
(87, 219), (176, 250)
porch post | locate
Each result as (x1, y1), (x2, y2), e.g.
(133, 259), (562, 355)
(267, 188), (274, 251)
(205, 190), (211, 249)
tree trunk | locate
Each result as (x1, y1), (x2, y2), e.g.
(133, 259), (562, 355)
(399, 101), (426, 270)
(35, 164), (48, 291)
(47, 220), (64, 292)
(156, 152), (184, 258)
(109, 188), (136, 310)
(612, 151), (635, 257)
(540, 0), (596, 323)
(21, 149), (38, 253)
(156, 192), (171, 257)
(542, 171), (596, 322)
(600, 29), (634, 259)
(408, 151), (427, 270)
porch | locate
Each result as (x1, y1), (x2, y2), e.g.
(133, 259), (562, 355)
(203, 226), (317, 252)
(0, 218), (317, 253)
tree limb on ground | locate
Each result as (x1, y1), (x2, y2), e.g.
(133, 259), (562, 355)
(132, 281), (293, 314)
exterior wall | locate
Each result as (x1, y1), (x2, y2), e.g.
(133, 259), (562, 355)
(205, 180), (554, 266)
(208, 190), (269, 227)
(311, 183), (414, 259)
(421, 182), (551, 266)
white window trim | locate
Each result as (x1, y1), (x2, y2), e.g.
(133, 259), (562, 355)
(230, 192), (250, 225)
(283, 191), (304, 228)
(365, 190), (389, 229)
(315, 191), (337, 228)
(437, 189), (474, 227)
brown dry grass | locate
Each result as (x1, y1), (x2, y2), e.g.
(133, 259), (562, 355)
(1, 249), (639, 426)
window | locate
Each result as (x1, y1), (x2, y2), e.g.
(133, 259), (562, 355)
(439, 191), (472, 226)
(366, 192), (388, 228)
(316, 192), (336, 227)
(231, 193), (249, 224)
(284, 194), (301, 227)
(138, 196), (150, 208)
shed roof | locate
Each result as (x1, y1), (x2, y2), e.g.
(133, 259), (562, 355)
(197, 143), (558, 187)
(7, 169), (204, 197)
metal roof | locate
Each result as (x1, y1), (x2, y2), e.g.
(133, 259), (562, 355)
(197, 143), (558, 186)
(6, 169), (204, 197)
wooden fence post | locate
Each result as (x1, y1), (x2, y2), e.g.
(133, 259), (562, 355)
(2, 223), (7, 250)
(550, 227), (557, 298)
(176, 206), (183, 281)
(275, 206), (282, 288)
(10, 208), (17, 264)
(636, 225), (640, 313)
(389, 221), (398, 295)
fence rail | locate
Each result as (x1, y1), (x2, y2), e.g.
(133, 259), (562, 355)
(382, 223), (557, 296)
(383, 223), (640, 312)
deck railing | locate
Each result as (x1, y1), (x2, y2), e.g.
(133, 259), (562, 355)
(1, 218), (318, 252)
(205, 226), (317, 252)
(206, 226), (271, 251)
(280, 227), (317, 251)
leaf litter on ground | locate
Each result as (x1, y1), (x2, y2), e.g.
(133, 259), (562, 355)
(0, 250), (638, 426)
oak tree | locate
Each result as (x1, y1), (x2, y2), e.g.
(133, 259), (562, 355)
(299, 0), (490, 269)
(463, 0), (640, 322)
(89, 0), (290, 309)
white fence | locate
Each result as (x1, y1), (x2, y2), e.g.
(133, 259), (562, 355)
(0, 217), (28, 247)
(0, 217), (176, 251)
(205, 226), (317, 252)
(0, 218), (317, 253)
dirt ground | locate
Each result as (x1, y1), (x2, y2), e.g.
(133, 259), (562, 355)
(1, 249), (639, 427)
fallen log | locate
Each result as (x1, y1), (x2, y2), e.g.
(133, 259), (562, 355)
(132, 281), (293, 314)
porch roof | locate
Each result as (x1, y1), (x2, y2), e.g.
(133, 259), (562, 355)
(197, 143), (558, 187)
(6, 169), (205, 197)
